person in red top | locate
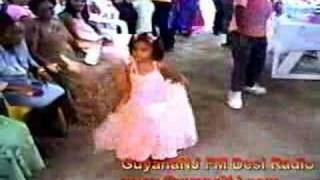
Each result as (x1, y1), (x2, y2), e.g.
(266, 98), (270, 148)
(227, 0), (281, 109)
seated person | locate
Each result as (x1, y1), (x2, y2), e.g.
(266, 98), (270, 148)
(59, 0), (130, 64)
(26, 0), (84, 78)
(0, 115), (45, 179)
(0, 8), (65, 108)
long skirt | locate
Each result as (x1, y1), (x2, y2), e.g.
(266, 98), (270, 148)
(171, 0), (200, 32)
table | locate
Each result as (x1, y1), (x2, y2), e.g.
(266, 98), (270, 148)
(269, 15), (320, 80)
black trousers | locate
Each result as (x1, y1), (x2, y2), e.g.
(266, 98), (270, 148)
(224, 1), (233, 44)
(213, 0), (225, 34)
(230, 32), (267, 91)
(152, 1), (175, 50)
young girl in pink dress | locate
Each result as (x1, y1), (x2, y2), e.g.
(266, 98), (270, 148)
(94, 33), (198, 162)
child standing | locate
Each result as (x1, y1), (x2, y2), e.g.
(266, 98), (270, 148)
(227, 0), (273, 109)
(94, 33), (198, 162)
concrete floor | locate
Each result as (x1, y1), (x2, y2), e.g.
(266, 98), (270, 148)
(35, 33), (320, 180)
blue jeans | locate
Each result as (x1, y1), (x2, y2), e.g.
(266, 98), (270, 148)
(4, 83), (65, 108)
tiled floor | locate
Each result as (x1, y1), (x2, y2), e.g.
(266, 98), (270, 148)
(35, 33), (320, 180)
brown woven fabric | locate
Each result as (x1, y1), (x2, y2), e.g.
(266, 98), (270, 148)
(61, 59), (125, 128)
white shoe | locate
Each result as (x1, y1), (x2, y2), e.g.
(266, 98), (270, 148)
(244, 84), (267, 95)
(227, 91), (243, 110)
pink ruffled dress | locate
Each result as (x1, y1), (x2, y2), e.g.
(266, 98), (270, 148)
(94, 61), (198, 162)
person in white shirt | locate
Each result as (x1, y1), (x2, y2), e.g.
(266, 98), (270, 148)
(132, 0), (154, 34)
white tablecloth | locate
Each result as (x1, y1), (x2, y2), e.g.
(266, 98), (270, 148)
(271, 15), (320, 52)
(270, 14), (320, 80)
(271, 15), (320, 51)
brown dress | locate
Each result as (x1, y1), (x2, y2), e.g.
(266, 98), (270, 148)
(25, 19), (125, 127)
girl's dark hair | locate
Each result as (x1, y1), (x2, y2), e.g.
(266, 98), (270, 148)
(0, 4), (15, 33)
(29, 0), (56, 14)
(64, 0), (90, 22)
(128, 33), (165, 61)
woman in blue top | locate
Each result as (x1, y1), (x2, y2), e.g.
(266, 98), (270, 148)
(0, 6), (65, 108)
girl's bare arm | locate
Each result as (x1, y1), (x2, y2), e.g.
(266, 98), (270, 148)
(113, 63), (131, 110)
(159, 61), (190, 87)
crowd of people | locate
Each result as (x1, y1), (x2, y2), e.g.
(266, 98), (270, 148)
(0, 0), (285, 178)
(0, 0), (204, 175)
(0, 0), (205, 126)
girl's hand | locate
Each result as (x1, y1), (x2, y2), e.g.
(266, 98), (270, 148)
(180, 75), (190, 87)
(113, 94), (130, 112)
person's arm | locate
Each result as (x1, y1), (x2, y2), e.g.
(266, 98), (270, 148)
(25, 23), (52, 68)
(58, 21), (86, 56)
(88, 21), (102, 35)
(234, 7), (246, 32)
(61, 15), (82, 40)
(113, 62), (131, 111)
(159, 61), (189, 87)
(233, 0), (248, 32)
(20, 40), (53, 81)
(0, 81), (8, 92)
(5, 84), (34, 96)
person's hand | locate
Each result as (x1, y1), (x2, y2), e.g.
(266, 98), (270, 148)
(60, 54), (82, 73)
(46, 63), (61, 73)
(37, 68), (53, 82)
(0, 82), (8, 92)
(112, 93), (130, 112)
(7, 85), (34, 96)
(180, 75), (190, 87)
